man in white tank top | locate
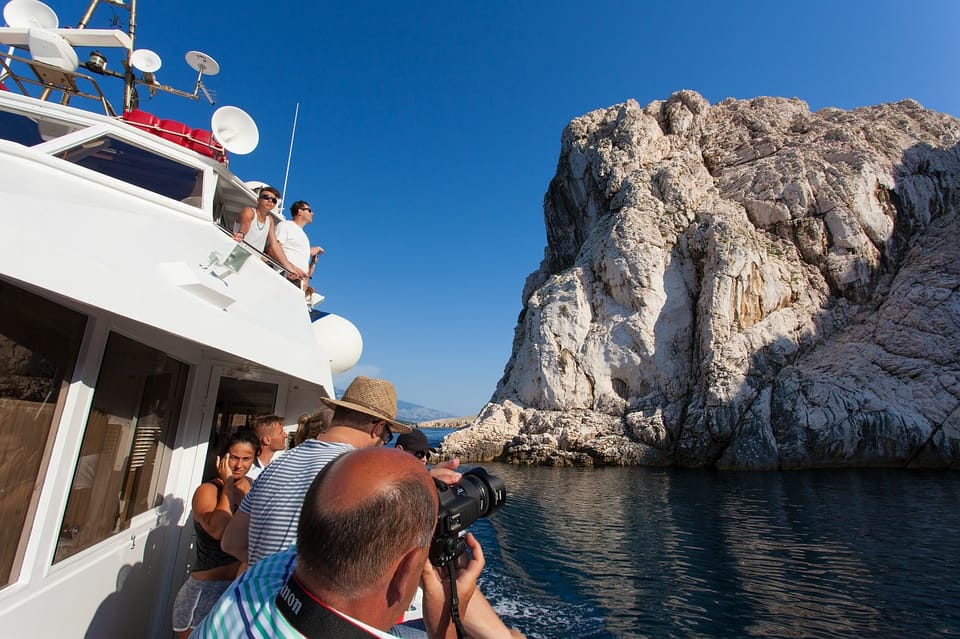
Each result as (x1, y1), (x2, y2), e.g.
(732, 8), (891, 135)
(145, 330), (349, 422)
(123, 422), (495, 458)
(233, 186), (281, 253)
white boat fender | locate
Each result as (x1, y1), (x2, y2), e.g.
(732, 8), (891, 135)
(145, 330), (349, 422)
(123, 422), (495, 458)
(310, 311), (362, 374)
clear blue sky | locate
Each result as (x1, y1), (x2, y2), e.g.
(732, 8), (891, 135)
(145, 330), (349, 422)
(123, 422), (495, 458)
(68, 0), (960, 415)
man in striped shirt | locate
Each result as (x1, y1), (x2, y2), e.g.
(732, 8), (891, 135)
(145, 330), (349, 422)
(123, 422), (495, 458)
(222, 377), (409, 567)
(192, 447), (521, 639)
(221, 376), (460, 567)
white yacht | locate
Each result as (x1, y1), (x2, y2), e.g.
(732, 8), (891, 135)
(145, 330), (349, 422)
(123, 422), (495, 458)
(0, 1), (361, 635)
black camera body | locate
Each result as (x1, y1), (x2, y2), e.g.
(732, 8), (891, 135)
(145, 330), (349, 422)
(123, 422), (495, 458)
(430, 467), (506, 566)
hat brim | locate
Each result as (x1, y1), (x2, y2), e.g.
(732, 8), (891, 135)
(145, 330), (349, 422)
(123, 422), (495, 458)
(319, 397), (412, 433)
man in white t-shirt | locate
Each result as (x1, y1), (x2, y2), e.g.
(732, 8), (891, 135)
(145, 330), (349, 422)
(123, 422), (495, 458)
(246, 415), (287, 482)
(269, 200), (323, 289)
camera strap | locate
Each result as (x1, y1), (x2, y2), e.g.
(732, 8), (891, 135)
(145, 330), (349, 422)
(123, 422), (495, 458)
(275, 573), (375, 638)
(443, 559), (467, 639)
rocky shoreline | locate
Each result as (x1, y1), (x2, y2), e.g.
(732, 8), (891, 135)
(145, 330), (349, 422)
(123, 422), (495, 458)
(416, 417), (476, 429)
(439, 91), (960, 470)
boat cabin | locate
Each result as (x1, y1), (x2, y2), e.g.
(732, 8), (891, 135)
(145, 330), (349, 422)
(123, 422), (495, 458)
(0, 4), (358, 634)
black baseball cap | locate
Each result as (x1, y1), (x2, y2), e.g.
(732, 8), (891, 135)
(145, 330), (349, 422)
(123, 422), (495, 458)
(395, 428), (435, 453)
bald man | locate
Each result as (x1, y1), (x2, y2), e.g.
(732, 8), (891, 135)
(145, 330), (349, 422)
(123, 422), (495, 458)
(221, 376), (462, 568)
(192, 448), (522, 638)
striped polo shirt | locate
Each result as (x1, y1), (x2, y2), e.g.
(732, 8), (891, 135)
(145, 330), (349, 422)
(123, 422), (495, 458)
(240, 439), (354, 565)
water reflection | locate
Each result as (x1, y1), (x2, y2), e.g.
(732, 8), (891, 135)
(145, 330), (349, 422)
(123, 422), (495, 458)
(459, 463), (960, 639)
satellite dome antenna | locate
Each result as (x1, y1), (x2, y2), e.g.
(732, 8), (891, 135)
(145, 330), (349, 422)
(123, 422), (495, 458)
(27, 27), (78, 71)
(3, 0), (58, 28)
(130, 48), (162, 84)
(185, 50), (219, 105)
(2, 0), (58, 81)
(211, 105), (259, 155)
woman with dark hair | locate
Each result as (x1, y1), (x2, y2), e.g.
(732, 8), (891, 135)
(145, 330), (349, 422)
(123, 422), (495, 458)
(172, 430), (260, 638)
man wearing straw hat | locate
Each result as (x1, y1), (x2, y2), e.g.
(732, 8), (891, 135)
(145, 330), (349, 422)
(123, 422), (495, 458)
(195, 447), (523, 639)
(221, 376), (460, 567)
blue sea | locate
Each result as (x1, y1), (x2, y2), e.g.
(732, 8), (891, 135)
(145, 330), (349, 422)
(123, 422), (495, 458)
(424, 428), (960, 639)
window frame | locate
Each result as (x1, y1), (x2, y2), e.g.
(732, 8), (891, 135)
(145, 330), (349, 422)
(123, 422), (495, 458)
(0, 104), (217, 218)
(52, 332), (190, 564)
(0, 280), (87, 590)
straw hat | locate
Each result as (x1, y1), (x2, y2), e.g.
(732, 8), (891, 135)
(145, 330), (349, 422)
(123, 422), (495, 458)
(320, 376), (411, 433)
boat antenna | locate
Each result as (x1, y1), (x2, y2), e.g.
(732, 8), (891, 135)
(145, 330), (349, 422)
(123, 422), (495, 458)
(279, 102), (300, 218)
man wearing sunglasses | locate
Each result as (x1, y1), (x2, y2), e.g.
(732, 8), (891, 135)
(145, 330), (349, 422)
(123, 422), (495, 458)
(196, 447), (524, 639)
(221, 377), (461, 568)
(233, 186), (282, 253)
(395, 428), (436, 465)
(269, 199), (324, 289)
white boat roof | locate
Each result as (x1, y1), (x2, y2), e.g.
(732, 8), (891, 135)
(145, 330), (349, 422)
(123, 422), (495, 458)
(0, 26), (132, 49)
(0, 89), (332, 389)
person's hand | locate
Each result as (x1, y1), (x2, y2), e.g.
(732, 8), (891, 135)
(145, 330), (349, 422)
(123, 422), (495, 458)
(232, 232), (245, 243)
(216, 455), (231, 485)
(311, 246), (324, 257)
(429, 458), (461, 485)
(286, 268), (308, 280)
(421, 532), (484, 639)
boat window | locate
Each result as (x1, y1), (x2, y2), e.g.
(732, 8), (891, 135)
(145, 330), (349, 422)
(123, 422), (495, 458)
(0, 109), (85, 145)
(0, 280), (86, 589)
(54, 333), (188, 563)
(59, 135), (203, 206)
(0, 110), (43, 146)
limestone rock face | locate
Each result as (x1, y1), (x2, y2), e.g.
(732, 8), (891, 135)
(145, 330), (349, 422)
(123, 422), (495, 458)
(442, 92), (960, 469)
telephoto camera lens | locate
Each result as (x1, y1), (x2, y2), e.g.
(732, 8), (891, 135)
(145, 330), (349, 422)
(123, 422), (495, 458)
(430, 467), (506, 566)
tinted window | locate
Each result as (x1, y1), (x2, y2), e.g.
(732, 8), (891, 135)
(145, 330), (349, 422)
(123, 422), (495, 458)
(60, 136), (203, 205)
(55, 333), (188, 562)
(0, 280), (86, 588)
(0, 110), (43, 146)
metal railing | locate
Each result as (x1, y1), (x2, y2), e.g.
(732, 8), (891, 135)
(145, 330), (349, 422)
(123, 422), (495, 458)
(0, 52), (116, 116)
(213, 223), (308, 287)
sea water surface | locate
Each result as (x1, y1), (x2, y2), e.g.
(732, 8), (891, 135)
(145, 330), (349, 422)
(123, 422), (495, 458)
(424, 428), (960, 639)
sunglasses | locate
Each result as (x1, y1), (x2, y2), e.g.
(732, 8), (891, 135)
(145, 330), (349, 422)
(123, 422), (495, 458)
(379, 424), (393, 446)
(413, 450), (427, 460)
(297, 207), (312, 213)
(260, 194), (278, 203)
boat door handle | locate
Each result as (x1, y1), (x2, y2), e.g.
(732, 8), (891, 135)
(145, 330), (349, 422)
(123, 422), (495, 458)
(130, 534), (137, 550)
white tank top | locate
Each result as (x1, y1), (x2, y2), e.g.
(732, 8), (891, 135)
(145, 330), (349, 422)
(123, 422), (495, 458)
(243, 211), (271, 252)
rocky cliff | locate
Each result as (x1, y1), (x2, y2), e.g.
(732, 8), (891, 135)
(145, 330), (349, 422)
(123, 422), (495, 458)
(442, 91), (960, 469)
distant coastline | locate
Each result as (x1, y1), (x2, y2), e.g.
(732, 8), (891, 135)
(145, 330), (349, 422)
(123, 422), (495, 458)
(417, 416), (476, 429)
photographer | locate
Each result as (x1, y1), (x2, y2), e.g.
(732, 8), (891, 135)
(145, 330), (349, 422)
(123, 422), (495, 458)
(192, 447), (522, 639)
(222, 376), (461, 568)
(395, 428), (436, 464)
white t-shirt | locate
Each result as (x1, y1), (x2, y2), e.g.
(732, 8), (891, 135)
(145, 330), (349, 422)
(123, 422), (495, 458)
(246, 448), (285, 482)
(274, 221), (310, 271)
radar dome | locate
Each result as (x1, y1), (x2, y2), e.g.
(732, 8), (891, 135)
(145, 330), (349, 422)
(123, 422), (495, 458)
(311, 312), (362, 374)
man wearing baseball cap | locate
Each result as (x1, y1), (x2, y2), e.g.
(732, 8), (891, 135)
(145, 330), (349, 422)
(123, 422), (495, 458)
(395, 428), (437, 464)
(195, 447), (524, 639)
(222, 376), (460, 567)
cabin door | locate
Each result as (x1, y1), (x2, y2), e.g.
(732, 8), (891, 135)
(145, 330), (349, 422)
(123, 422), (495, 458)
(201, 370), (287, 481)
